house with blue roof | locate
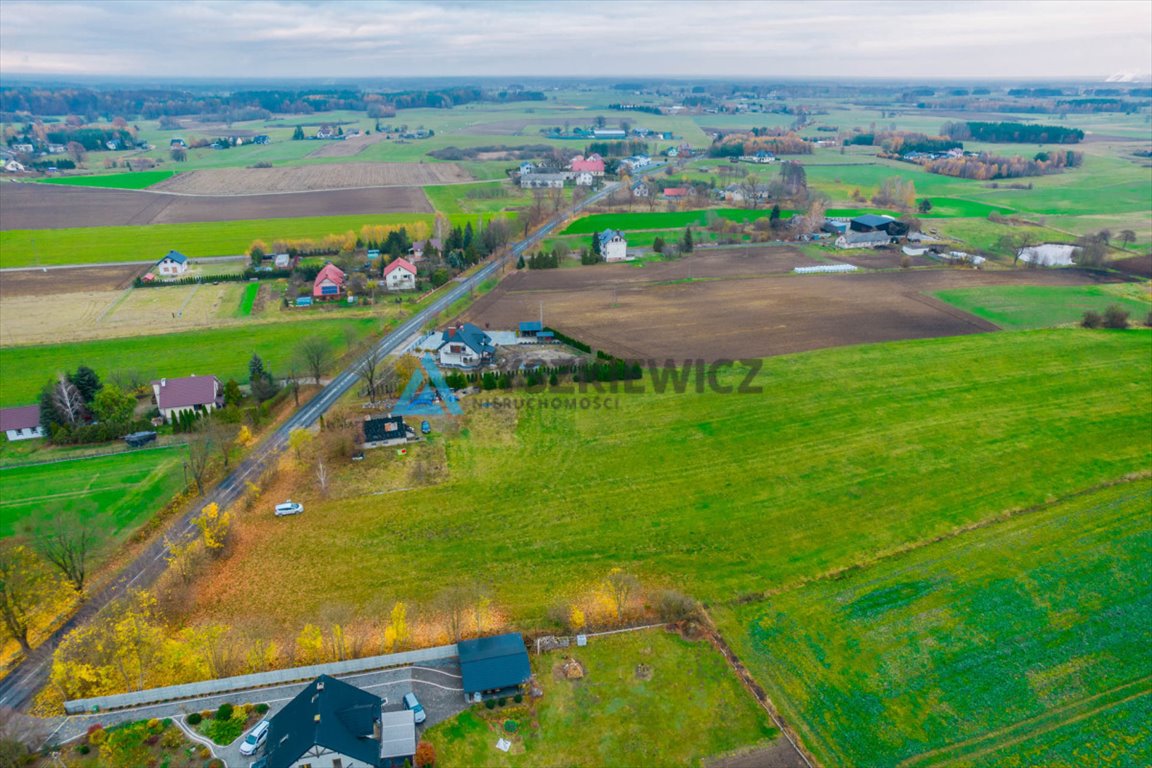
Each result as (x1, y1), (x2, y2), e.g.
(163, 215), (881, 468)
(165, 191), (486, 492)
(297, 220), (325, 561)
(155, 250), (189, 277)
(437, 322), (495, 368)
(598, 229), (628, 262)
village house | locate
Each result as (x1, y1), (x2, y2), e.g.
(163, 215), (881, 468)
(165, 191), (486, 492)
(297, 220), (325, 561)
(169, 138), (186, 149)
(599, 228), (628, 262)
(740, 150), (776, 164)
(520, 172), (569, 189)
(410, 238), (439, 262)
(151, 375), (221, 423)
(619, 154), (651, 171)
(574, 171), (595, 186)
(382, 257), (418, 291)
(362, 414), (417, 449)
(662, 186), (690, 199)
(155, 250), (189, 277)
(632, 182), (650, 197)
(0, 406), (45, 441)
(438, 323), (495, 368)
(569, 153), (605, 176)
(3, 160), (26, 173)
(313, 262), (347, 301)
(836, 231), (893, 249)
(459, 633), (532, 703)
(262, 675), (413, 768)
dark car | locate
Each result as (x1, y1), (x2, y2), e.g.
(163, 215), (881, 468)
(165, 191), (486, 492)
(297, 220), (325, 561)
(124, 431), (158, 448)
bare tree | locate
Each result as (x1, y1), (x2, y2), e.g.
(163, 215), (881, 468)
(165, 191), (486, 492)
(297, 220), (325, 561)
(357, 346), (384, 402)
(436, 585), (471, 642)
(297, 336), (333, 385)
(52, 374), (87, 426)
(186, 429), (213, 496)
(605, 568), (639, 623)
(200, 416), (237, 469)
(315, 457), (330, 496)
(740, 173), (767, 210)
(31, 511), (102, 593)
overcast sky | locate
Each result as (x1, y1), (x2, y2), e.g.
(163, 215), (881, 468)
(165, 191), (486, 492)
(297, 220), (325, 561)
(2, 0), (1149, 81)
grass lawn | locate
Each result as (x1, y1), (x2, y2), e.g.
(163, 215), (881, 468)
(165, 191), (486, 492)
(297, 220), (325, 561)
(0, 214), (435, 268)
(237, 282), (259, 317)
(0, 317), (383, 406)
(711, 479), (1152, 768)
(36, 170), (180, 189)
(0, 445), (185, 539)
(561, 208), (795, 235)
(190, 330), (1152, 630)
(424, 629), (778, 767)
(934, 284), (1151, 330)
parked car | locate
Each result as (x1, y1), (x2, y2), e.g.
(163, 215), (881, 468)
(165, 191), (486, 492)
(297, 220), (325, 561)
(403, 692), (426, 724)
(420, 420), (431, 435)
(239, 720), (270, 756)
(124, 431), (158, 448)
(274, 500), (303, 517)
(250, 759), (268, 768)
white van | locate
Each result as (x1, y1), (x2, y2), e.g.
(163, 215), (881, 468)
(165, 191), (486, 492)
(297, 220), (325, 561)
(274, 500), (303, 517)
(239, 719), (270, 756)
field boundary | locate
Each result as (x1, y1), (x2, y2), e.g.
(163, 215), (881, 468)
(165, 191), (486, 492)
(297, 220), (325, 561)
(0, 443), (183, 471)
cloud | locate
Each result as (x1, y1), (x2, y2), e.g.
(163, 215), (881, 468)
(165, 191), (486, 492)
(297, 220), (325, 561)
(0, 0), (1148, 79)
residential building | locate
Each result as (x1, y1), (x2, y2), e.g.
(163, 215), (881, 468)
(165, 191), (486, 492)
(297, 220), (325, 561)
(151, 375), (221, 422)
(598, 229), (628, 262)
(1, 406), (45, 441)
(264, 675), (403, 768)
(620, 155), (651, 171)
(835, 231), (892, 249)
(362, 415), (416, 449)
(438, 323), (495, 368)
(632, 182), (650, 197)
(569, 153), (605, 176)
(382, 257), (418, 291)
(459, 633), (532, 703)
(313, 262), (347, 301)
(574, 171), (595, 186)
(520, 172), (569, 189)
(155, 250), (189, 277)
(662, 186), (689, 199)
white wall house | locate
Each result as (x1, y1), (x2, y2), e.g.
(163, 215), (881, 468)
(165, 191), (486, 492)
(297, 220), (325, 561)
(151, 375), (221, 423)
(437, 323), (495, 368)
(382, 257), (418, 291)
(156, 250), (189, 277)
(598, 229), (628, 262)
(1, 406), (45, 441)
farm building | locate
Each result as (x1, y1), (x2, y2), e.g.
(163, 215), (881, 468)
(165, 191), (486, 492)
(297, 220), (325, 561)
(592, 128), (627, 139)
(0, 406), (45, 441)
(438, 323), (495, 368)
(458, 633), (532, 703)
(1017, 243), (1079, 267)
(382, 257), (418, 291)
(850, 214), (909, 237)
(822, 219), (849, 235)
(599, 229), (628, 262)
(151, 375), (221, 423)
(155, 250), (189, 277)
(362, 414), (417, 449)
(569, 153), (605, 176)
(520, 172), (569, 189)
(519, 321), (543, 338)
(274, 253), (294, 270)
(836, 232), (893, 249)
(313, 262), (347, 301)
(263, 675), (403, 768)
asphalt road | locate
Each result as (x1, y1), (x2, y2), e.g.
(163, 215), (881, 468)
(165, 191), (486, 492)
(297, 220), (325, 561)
(0, 179), (621, 712)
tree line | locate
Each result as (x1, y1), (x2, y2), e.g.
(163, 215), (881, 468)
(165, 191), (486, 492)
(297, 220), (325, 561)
(942, 121), (1084, 144)
(922, 150), (1082, 180)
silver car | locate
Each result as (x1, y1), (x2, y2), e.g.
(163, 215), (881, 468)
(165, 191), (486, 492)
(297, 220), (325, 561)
(274, 500), (303, 517)
(402, 692), (426, 724)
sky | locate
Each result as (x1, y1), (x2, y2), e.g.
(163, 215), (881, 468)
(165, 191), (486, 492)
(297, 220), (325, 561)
(1, 0), (1150, 81)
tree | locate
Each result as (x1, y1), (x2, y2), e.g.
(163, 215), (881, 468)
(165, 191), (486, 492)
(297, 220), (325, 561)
(436, 585), (471, 642)
(357, 347), (384, 402)
(52, 374), (87, 427)
(249, 354), (277, 403)
(1096, 229), (1112, 245)
(90, 384), (135, 425)
(681, 226), (694, 253)
(1074, 235), (1107, 268)
(289, 428), (314, 460)
(652, 236), (665, 254)
(200, 417), (237, 469)
(65, 141), (86, 164)
(164, 536), (199, 585)
(222, 379), (244, 408)
(1103, 304), (1130, 329)
(917, 198), (933, 214)
(169, 147), (187, 162)
(292, 125), (305, 140)
(516, 254), (525, 270)
(739, 173), (767, 209)
(1117, 230), (1136, 249)
(0, 542), (58, 652)
(391, 601), (410, 651)
(297, 336), (333, 385)
(605, 568), (639, 623)
(315, 457), (330, 495)
(1081, 310), (1103, 328)
(69, 366), (102, 403)
(30, 510), (102, 593)
(186, 430), (213, 495)
(192, 503), (231, 552)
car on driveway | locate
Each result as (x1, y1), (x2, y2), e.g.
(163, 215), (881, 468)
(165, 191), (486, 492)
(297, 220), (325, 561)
(249, 759), (268, 768)
(421, 420), (431, 435)
(239, 719), (269, 756)
(275, 500), (303, 517)
(403, 691), (427, 724)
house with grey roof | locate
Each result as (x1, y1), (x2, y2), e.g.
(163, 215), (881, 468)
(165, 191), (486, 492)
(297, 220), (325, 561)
(437, 323), (495, 369)
(150, 375), (221, 423)
(0, 406), (44, 441)
(598, 229), (628, 262)
(458, 633), (532, 703)
(362, 414), (416, 449)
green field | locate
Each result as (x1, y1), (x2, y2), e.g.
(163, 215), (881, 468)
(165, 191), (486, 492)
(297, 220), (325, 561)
(935, 284), (1151, 330)
(561, 208), (795, 235)
(0, 214), (434, 268)
(712, 479), (1152, 768)
(202, 330), (1152, 628)
(0, 445), (185, 539)
(425, 629), (778, 768)
(36, 170), (180, 189)
(236, 283), (259, 317)
(0, 317), (382, 406)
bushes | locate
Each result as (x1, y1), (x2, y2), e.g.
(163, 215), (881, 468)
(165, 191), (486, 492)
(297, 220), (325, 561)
(1084, 305), (1131, 329)
(1081, 310), (1103, 329)
(215, 702), (233, 721)
(254, 702), (270, 714)
(186, 712), (203, 725)
(485, 699), (496, 709)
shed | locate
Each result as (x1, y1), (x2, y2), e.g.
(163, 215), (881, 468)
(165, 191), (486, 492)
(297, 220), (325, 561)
(378, 709), (416, 768)
(458, 633), (531, 702)
(519, 321), (543, 338)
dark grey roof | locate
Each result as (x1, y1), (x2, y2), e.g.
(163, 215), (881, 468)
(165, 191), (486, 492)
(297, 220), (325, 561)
(364, 415), (411, 444)
(458, 633), (531, 694)
(439, 323), (495, 356)
(851, 214), (894, 228)
(161, 250), (188, 264)
(519, 321), (543, 333)
(266, 675), (381, 768)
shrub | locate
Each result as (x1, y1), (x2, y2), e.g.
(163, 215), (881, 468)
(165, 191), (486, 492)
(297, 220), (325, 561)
(198, 746), (212, 760)
(497, 697), (507, 707)
(77, 744), (91, 755)
(485, 699), (496, 710)
(655, 589), (702, 622)
(414, 740), (437, 768)
(161, 718), (172, 728)
(208, 760), (225, 768)
(504, 720), (518, 733)
(186, 712), (203, 726)
(147, 718), (163, 733)
(254, 703), (270, 714)
(1103, 304), (1130, 329)
(1081, 310), (1103, 329)
(1145, 310), (1152, 328)
(87, 727), (106, 746)
(160, 727), (185, 749)
(215, 703), (234, 721)
(514, 693), (523, 704)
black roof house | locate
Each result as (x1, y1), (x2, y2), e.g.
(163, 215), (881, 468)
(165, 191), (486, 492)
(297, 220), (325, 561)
(458, 633), (532, 701)
(363, 415), (416, 449)
(265, 675), (382, 768)
(850, 214), (909, 237)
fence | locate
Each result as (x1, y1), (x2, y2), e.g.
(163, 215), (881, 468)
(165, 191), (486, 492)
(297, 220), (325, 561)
(533, 622), (666, 655)
(64, 643), (459, 714)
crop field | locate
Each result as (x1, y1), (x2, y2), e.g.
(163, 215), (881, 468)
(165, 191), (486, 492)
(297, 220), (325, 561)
(935, 284), (1151, 330)
(151, 162), (472, 194)
(0, 445), (186, 539)
(0, 213), (435, 268)
(0, 183), (432, 231)
(561, 208), (795, 235)
(36, 170), (180, 189)
(425, 629), (781, 768)
(185, 330), (1151, 630)
(0, 265), (139, 298)
(464, 250), (1131, 361)
(0, 316), (383, 406)
(711, 479), (1152, 768)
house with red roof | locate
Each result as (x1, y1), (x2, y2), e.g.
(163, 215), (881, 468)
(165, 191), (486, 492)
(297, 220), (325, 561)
(569, 153), (605, 176)
(382, 257), (418, 291)
(313, 262), (347, 301)
(151, 375), (221, 423)
(662, 187), (690, 199)
(0, 406), (45, 441)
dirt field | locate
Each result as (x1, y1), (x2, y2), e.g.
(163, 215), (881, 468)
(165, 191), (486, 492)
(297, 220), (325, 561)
(0, 183), (432, 230)
(0, 264), (138, 298)
(1111, 253), (1152, 279)
(465, 253), (1126, 361)
(152, 163), (471, 195)
(306, 133), (390, 158)
(831, 247), (937, 269)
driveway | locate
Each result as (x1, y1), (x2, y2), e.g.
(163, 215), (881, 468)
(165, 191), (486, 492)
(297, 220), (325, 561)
(46, 659), (467, 767)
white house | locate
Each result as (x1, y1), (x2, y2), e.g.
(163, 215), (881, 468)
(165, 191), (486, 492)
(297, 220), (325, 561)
(520, 172), (569, 189)
(151, 375), (221, 423)
(3, 160), (26, 173)
(155, 250), (189, 277)
(1, 406), (45, 441)
(438, 323), (495, 368)
(574, 171), (595, 186)
(835, 232), (891, 249)
(382, 257), (418, 291)
(598, 229), (628, 262)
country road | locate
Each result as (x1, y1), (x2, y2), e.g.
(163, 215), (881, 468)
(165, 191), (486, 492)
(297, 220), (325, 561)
(0, 178), (623, 711)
